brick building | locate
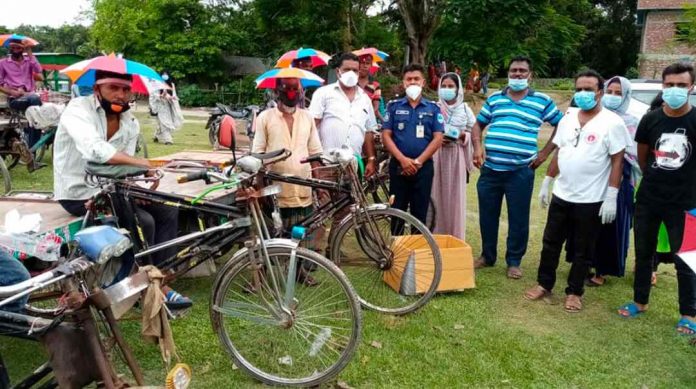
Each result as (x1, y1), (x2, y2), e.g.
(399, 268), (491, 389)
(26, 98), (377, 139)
(638, 0), (696, 78)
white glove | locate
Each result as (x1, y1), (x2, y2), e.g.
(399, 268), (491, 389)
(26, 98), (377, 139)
(539, 176), (554, 208)
(599, 187), (619, 224)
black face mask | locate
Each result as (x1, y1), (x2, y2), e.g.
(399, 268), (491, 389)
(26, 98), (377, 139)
(10, 50), (23, 60)
(98, 95), (130, 115)
(278, 89), (300, 107)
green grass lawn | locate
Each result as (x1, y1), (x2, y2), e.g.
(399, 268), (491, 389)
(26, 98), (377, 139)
(1, 109), (695, 388)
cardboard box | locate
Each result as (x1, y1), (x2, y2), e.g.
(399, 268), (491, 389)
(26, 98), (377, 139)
(383, 234), (475, 295)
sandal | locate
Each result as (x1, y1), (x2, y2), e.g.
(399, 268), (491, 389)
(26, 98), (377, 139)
(585, 275), (605, 287)
(564, 295), (583, 313)
(507, 266), (522, 280)
(676, 318), (696, 336)
(617, 302), (646, 318)
(164, 290), (193, 310)
(524, 285), (551, 301)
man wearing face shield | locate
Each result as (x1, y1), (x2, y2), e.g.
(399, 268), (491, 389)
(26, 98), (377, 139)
(308, 52), (378, 177)
(618, 63), (696, 335)
(0, 38), (44, 163)
(53, 70), (191, 310)
(525, 70), (631, 313)
(381, 64), (444, 225)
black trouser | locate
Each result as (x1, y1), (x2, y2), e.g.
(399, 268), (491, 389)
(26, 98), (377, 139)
(537, 196), (602, 296)
(389, 158), (434, 225)
(634, 201), (696, 316)
(59, 199), (179, 265)
(9, 94), (42, 148)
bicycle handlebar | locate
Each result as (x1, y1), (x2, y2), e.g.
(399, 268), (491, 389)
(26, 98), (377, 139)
(177, 170), (209, 184)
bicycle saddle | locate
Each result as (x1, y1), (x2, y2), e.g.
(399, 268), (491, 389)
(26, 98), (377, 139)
(85, 162), (149, 179)
(250, 149), (289, 160)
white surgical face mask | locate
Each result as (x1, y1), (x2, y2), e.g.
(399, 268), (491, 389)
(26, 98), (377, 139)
(406, 85), (422, 100)
(339, 71), (358, 88)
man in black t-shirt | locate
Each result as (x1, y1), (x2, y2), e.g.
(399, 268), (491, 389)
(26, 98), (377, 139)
(618, 63), (696, 335)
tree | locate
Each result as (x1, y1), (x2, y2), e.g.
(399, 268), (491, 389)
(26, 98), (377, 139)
(396, 0), (444, 65)
(576, 0), (640, 77)
(430, 0), (587, 77)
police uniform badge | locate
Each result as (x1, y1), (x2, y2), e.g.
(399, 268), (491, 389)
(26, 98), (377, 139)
(398, 122), (405, 130)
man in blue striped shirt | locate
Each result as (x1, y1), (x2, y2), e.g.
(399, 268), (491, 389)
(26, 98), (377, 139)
(471, 56), (563, 279)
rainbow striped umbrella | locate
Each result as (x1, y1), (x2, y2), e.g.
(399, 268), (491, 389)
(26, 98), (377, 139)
(60, 54), (163, 94)
(352, 47), (389, 63)
(275, 47), (331, 69)
(0, 34), (39, 48)
(255, 67), (325, 89)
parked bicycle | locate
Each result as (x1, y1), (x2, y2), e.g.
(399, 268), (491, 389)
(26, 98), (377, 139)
(0, 226), (192, 389)
(261, 146), (443, 315)
(75, 150), (362, 386)
(206, 103), (261, 151)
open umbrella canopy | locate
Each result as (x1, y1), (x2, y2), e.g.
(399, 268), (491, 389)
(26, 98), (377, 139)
(352, 47), (389, 63)
(0, 34), (39, 48)
(255, 67), (324, 89)
(275, 47), (331, 69)
(60, 54), (163, 94)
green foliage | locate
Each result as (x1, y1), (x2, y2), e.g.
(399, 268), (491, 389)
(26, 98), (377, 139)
(9, 24), (96, 56)
(431, 0), (588, 77)
(680, 4), (696, 50)
(177, 75), (265, 107)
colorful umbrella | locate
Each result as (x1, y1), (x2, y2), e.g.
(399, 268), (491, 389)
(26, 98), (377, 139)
(0, 34), (39, 48)
(255, 68), (324, 89)
(60, 54), (163, 94)
(352, 47), (389, 63)
(275, 47), (331, 69)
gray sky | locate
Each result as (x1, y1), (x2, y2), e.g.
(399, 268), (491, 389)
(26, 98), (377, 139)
(0, 0), (91, 28)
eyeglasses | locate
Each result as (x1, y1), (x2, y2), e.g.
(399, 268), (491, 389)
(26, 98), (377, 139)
(572, 128), (582, 147)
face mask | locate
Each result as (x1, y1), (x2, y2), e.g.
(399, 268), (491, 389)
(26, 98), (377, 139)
(439, 88), (457, 101)
(278, 88), (300, 108)
(573, 91), (598, 111)
(98, 95), (130, 114)
(508, 78), (528, 92)
(339, 71), (358, 88)
(405, 85), (422, 100)
(662, 87), (689, 109)
(10, 49), (22, 60)
(602, 94), (623, 110)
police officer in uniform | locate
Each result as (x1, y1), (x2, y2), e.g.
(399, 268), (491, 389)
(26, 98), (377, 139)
(382, 64), (444, 224)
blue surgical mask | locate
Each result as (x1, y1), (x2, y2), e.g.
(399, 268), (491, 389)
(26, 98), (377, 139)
(439, 88), (456, 101)
(602, 94), (622, 110)
(662, 87), (689, 109)
(574, 91), (598, 111)
(508, 78), (528, 92)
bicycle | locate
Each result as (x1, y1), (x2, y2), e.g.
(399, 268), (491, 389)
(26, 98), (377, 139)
(261, 147), (442, 315)
(206, 103), (261, 152)
(79, 151), (362, 386)
(0, 226), (193, 389)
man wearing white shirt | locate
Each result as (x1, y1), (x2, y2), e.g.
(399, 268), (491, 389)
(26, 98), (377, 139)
(309, 52), (378, 177)
(525, 70), (632, 313)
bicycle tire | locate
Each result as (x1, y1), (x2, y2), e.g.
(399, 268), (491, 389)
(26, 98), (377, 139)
(0, 157), (10, 195)
(210, 245), (361, 387)
(329, 206), (442, 315)
(3, 152), (19, 170)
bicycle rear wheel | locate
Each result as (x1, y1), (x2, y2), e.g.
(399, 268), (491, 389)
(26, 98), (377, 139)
(210, 246), (361, 387)
(329, 207), (442, 315)
(0, 157), (10, 195)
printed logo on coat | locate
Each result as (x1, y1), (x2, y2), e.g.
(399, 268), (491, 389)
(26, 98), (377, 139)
(383, 112), (389, 122)
(437, 113), (444, 124)
(653, 128), (692, 170)
(584, 132), (598, 144)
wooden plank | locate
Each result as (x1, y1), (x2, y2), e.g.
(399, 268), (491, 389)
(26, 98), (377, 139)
(0, 199), (81, 235)
(150, 150), (239, 167)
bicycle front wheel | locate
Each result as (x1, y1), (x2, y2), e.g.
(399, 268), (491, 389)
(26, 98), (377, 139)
(210, 246), (361, 387)
(329, 207), (442, 315)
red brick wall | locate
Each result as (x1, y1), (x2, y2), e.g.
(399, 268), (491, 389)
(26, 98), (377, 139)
(638, 0), (696, 10)
(642, 10), (691, 54)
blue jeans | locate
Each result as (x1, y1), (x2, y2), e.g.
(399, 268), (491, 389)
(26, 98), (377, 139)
(0, 251), (31, 312)
(476, 165), (535, 267)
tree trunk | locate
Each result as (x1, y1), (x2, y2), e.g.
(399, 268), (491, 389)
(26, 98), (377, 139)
(397, 0), (443, 65)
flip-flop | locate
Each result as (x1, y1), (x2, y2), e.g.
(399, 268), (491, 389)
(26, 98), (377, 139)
(676, 318), (696, 336)
(564, 295), (583, 313)
(507, 267), (522, 279)
(165, 290), (193, 310)
(617, 302), (645, 318)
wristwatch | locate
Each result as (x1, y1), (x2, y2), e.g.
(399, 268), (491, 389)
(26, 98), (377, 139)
(367, 156), (376, 161)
